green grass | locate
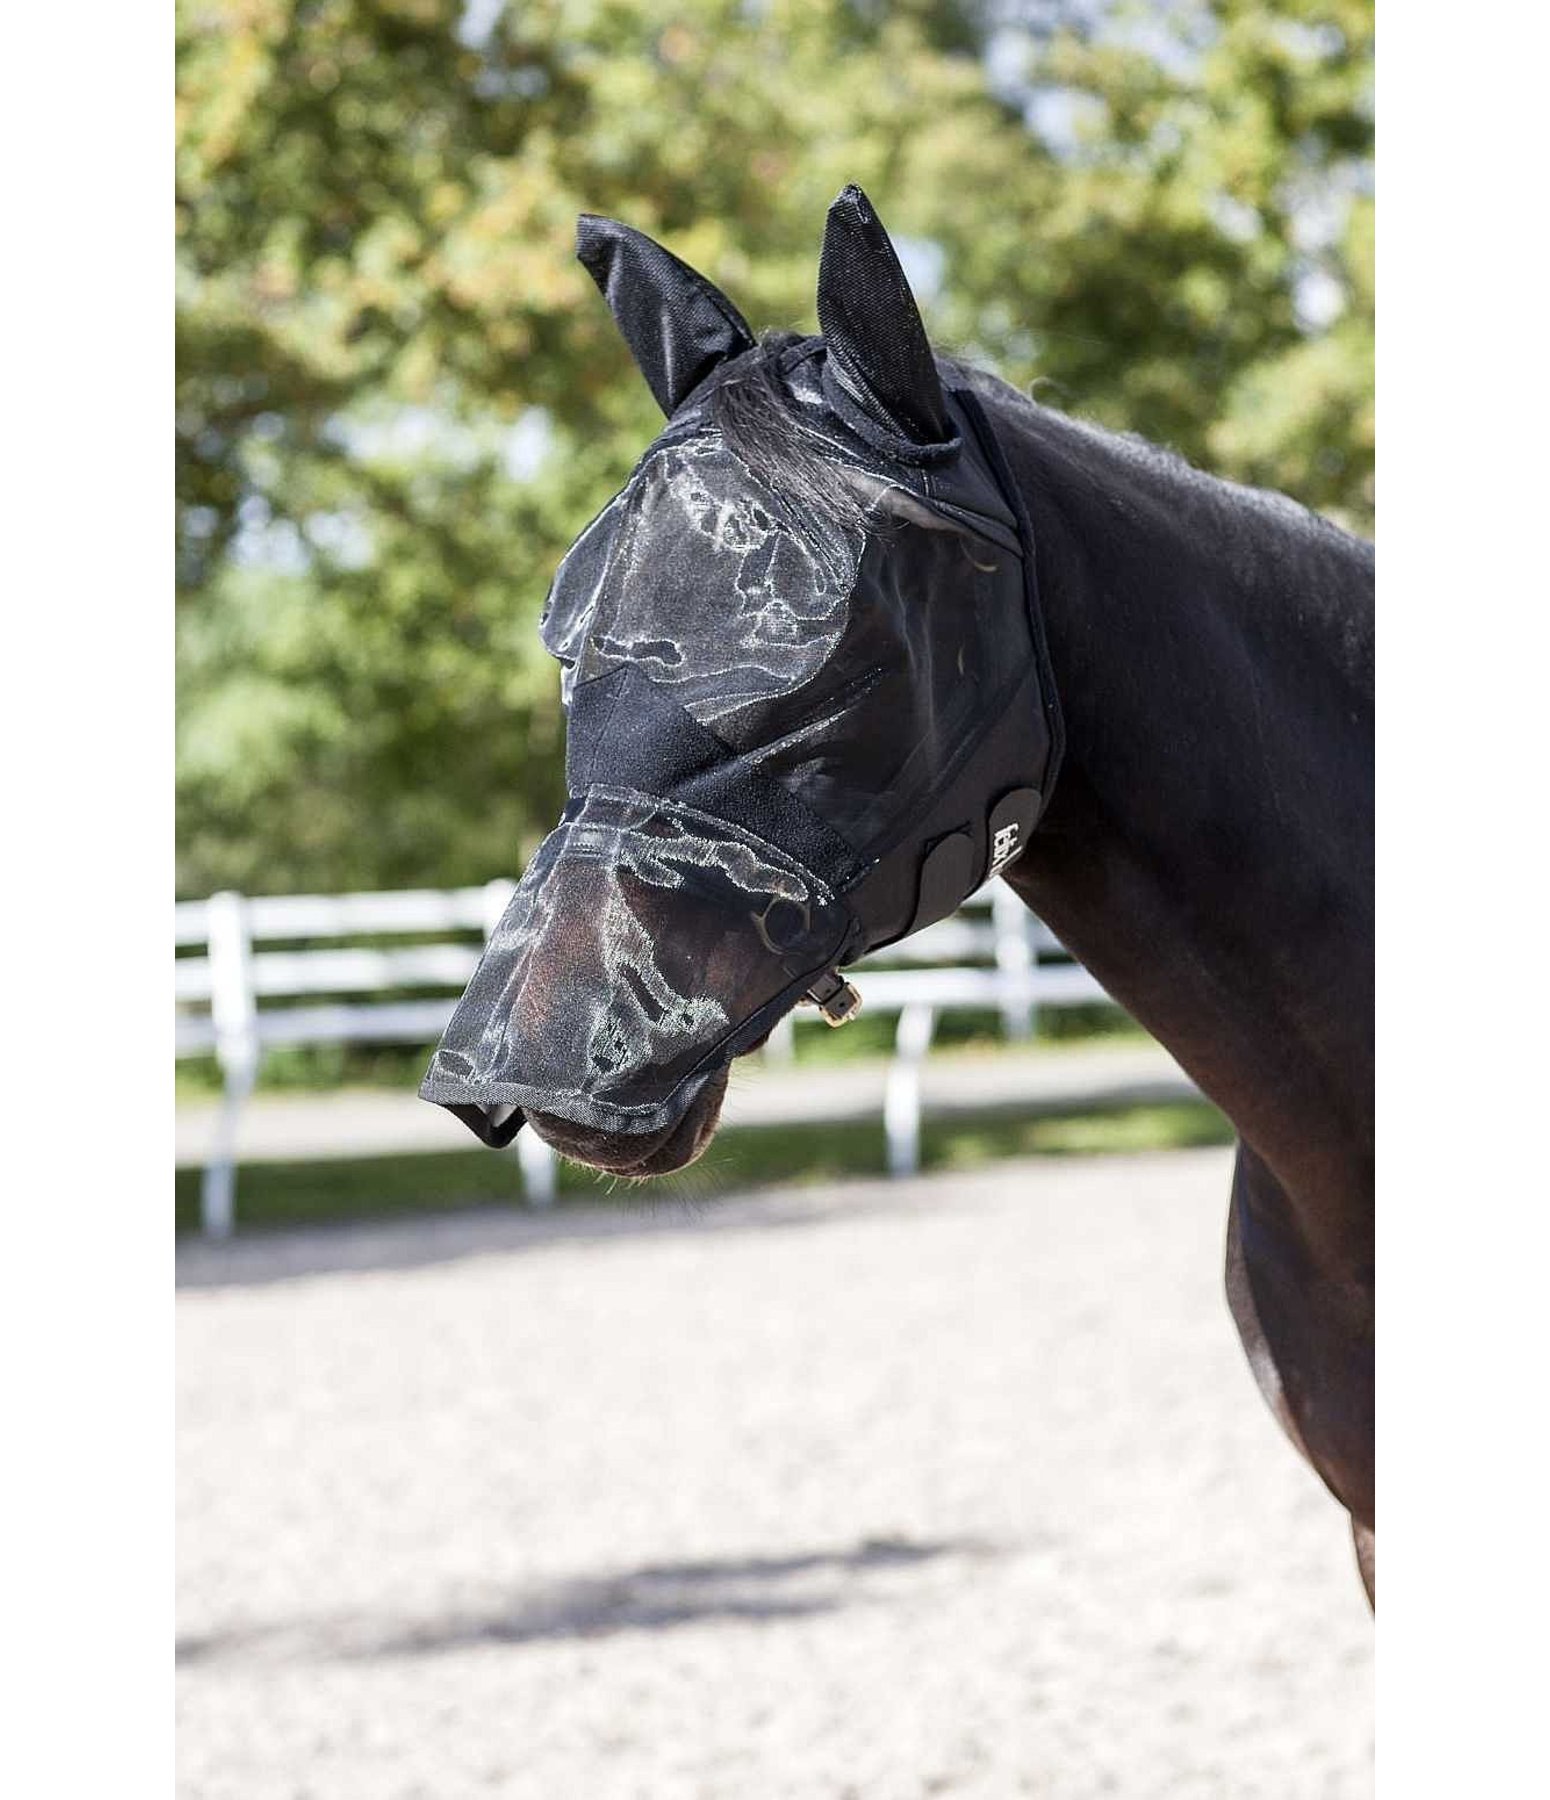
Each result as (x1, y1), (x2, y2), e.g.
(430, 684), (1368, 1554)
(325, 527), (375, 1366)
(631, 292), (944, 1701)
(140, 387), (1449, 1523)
(174, 1096), (1232, 1235)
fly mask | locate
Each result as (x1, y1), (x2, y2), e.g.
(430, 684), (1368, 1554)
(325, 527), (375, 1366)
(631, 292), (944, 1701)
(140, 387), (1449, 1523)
(421, 186), (1063, 1149)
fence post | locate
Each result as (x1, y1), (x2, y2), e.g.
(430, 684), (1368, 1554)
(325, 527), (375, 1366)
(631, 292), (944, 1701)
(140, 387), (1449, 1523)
(884, 1002), (937, 1178)
(991, 879), (1036, 1041)
(202, 889), (258, 1239)
(516, 1127), (557, 1205)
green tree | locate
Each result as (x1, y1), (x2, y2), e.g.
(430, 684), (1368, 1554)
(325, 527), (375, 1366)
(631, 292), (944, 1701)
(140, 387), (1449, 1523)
(177, 0), (1373, 896)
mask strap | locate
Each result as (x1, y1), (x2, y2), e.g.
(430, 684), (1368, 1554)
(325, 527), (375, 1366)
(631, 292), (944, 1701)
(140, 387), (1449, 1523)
(802, 967), (863, 1027)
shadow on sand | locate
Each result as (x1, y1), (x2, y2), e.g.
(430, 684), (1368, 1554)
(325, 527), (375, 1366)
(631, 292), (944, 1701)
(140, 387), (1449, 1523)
(176, 1535), (1005, 1669)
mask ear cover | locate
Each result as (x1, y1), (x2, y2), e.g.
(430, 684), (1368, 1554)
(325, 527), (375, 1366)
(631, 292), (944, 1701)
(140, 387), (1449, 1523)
(577, 215), (757, 417)
(816, 185), (954, 448)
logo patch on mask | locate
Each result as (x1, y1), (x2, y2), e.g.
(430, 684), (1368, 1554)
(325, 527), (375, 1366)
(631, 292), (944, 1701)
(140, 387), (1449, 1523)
(990, 822), (1021, 875)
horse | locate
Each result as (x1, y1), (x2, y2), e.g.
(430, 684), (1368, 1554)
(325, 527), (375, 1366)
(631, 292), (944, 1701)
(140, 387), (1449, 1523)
(422, 186), (1374, 1602)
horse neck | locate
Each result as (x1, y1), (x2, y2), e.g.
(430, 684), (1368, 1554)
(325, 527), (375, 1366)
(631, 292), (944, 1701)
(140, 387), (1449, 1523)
(987, 393), (1374, 1227)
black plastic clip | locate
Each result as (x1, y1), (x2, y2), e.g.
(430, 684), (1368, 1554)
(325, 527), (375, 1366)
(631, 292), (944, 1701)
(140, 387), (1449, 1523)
(803, 967), (863, 1027)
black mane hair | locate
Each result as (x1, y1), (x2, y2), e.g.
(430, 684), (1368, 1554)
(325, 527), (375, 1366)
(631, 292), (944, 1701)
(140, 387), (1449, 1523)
(708, 331), (1373, 569)
(707, 332), (877, 537)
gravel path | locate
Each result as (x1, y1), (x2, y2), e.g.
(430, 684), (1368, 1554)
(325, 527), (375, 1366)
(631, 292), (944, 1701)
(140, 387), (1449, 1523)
(177, 1149), (1373, 1798)
(174, 1043), (1195, 1166)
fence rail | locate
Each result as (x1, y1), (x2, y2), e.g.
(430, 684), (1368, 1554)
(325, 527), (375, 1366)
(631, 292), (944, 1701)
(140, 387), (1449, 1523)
(176, 878), (1113, 1237)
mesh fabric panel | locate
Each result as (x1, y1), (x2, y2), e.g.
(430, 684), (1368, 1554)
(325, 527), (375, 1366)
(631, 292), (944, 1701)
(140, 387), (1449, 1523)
(420, 789), (851, 1134)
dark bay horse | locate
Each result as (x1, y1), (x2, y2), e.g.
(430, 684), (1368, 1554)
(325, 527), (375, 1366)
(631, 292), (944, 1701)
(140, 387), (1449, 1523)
(984, 377), (1375, 1601)
(423, 188), (1374, 1600)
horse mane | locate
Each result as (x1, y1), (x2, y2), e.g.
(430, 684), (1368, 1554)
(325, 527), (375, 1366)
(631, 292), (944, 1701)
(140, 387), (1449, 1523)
(967, 360), (1373, 561)
(707, 330), (1372, 566)
(706, 332), (877, 538)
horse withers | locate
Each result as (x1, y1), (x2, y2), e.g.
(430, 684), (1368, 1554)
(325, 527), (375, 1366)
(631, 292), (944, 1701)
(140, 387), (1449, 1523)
(421, 187), (1375, 1603)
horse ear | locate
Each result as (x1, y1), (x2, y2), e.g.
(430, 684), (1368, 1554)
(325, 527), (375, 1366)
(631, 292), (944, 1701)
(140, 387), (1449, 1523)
(577, 215), (756, 417)
(816, 185), (951, 445)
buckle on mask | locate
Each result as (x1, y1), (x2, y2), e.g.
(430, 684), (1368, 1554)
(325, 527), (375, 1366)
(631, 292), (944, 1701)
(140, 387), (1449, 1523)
(803, 967), (863, 1027)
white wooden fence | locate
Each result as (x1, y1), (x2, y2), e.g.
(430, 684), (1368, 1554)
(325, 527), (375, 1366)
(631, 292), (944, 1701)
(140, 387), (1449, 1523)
(176, 879), (1110, 1236)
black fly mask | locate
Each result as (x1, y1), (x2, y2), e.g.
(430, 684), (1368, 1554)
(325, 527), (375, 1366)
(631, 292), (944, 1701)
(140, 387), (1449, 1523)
(421, 186), (1063, 1149)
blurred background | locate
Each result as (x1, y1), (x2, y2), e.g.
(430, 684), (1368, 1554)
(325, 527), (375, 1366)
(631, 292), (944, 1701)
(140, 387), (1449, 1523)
(177, 0), (1372, 903)
(176, 3), (1374, 1793)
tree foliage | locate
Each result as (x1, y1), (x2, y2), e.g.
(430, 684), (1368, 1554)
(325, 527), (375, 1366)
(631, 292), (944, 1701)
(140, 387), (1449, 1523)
(176, 0), (1373, 895)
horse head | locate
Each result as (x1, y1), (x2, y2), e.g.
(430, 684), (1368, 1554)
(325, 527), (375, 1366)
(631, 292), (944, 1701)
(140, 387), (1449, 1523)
(421, 187), (1060, 1175)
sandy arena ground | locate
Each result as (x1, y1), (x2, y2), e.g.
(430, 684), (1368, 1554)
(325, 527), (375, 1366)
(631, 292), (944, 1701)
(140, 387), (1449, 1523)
(177, 1148), (1373, 1798)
